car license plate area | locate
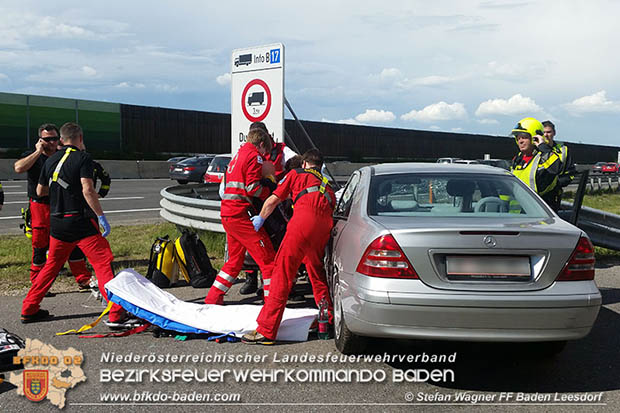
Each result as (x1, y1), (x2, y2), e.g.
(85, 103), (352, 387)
(446, 255), (531, 281)
(174, 168), (182, 172)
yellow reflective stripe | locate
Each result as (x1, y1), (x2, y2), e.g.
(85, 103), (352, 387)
(101, 185), (110, 190)
(56, 300), (113, 335)
(539, 153), (558, 169)
(52, 148), (76, 183)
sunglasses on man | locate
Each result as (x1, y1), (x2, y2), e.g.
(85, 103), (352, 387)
(40, 136), (59, 142)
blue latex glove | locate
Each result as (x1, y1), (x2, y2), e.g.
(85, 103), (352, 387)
(98, 214), (111, 237)
(250, 215), (265, 232)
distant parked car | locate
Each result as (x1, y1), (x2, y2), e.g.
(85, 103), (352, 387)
(602, 162), (619, 174)
(477, 159), (512, 170)
(591, 162), (607, 174)
(203, 154), (232, 183)
(436, 157), (462, 164)
(166, 156), (188, 163)
(453, 159), (480, 165)
(169, 155), (215, 184)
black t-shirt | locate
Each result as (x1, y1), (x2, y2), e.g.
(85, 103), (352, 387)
(38, 145), (98, 242)
(21, 150), (50, 203)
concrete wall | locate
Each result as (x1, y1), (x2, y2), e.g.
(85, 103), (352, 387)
(0, 159), (170, 180)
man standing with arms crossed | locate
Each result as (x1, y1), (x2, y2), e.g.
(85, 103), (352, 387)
(243, 149), (335, 344)
(20, 122), (126, 326)
(14, 124), (92, 289)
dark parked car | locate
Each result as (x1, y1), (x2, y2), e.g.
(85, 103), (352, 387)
(477, 159), (512, 170)
(591, 162), (607, 174)
(169, 155), (215, 184)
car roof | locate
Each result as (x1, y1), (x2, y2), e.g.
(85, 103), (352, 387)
(369, 162), (510, 176)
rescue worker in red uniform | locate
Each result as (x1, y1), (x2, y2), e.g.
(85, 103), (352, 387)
(243, 149), (335, 344)
(20, 122), (126, 325)
(240, 122), (297, 295)
(14, 124), (92, 289)
(204, 128), (276, 305)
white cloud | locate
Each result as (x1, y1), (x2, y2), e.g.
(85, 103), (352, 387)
(321, 117), (360, 125)
(397, 75), (458, 89)
(355, 109), (395, 123)
(451, 127), (463, 132)
(401, 101), (467, 122)
(477, 118), (499, 125)
(82, 66), (97, 77)
(0, 73), (9, 81)
(379, 68), (402, 79)
(475, 94), (542, 117)
(216, 73), (231, 86)
(114, 81), (145, 88)
(563, 90), (620, 114)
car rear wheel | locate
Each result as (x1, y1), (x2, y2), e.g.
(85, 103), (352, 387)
(334, 281), (366, 354)
(177, 180), (188, 184)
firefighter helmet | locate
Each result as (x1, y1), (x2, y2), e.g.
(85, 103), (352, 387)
(511, 117), (544, 143)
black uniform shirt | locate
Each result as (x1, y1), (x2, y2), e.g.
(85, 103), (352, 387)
(38, 145), (98, 242)
(21, 151), (50, 203)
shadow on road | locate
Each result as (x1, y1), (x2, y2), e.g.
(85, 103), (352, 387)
(358, 306), (620, 393)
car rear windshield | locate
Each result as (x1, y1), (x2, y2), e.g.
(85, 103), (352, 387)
(368, 173), (551, 218)
(180, 157), (212, 166)
(207, 156), (231, 173)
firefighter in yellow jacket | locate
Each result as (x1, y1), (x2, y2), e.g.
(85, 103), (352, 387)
(510, 117), (562, 210)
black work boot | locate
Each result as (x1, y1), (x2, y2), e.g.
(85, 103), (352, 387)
(239, 272), (258, 295)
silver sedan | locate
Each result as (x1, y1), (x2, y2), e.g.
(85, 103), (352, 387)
(326, 163), (601, 354)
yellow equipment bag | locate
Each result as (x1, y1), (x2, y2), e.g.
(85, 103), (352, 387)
(145, 236), (178, 288)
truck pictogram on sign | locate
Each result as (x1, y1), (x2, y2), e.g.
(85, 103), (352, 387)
(241, 79), (271, 122)
(247, 92), (264, 106)
(234, 54), (252, 67)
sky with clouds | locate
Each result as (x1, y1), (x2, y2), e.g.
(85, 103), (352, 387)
(1, 0), (619, 147)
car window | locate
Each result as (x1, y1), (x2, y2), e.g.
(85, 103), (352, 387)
(334, 172), (361, 218)
(208, 156), (231, 173)
(179, 157), (198, 165)
(368, 173), (550, 218)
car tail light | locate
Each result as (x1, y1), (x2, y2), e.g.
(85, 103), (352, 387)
(169, 165), (174, 171)
(356, 234), (418, 278)
(183, 166), (196, 171)
(556, 236), (595, 281)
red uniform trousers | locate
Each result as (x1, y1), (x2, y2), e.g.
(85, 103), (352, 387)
(22, 233), (125, 322)
(29, 200), (91, 285)
(256, 209), (333, 340)
(204, 214), (275, 304)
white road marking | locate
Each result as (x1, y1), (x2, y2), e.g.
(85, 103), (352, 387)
(100, 197), (145, 201)
(0, 185), (23, 188)
(0, 207), (160, 220)
(4, 192), (27, 195)
(2, 201), (28, 205)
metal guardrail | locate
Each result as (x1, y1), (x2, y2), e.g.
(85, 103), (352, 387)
(162, 182), (620, 251)
(160, 183), (224, 233)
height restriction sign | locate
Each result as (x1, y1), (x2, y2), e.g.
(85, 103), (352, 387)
(231, 43), (284, 155)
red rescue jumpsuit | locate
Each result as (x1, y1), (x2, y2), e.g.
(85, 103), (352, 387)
(204, 143), (275, 304)
(265, 141), (287, 181)
(24, 152), (91, 284)
(21, 146), (125, 322)
(256, 167), (335, 340)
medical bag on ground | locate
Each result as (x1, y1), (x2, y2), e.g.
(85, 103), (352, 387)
(145, 236), (178, 288)
(173, 231), (217, 288)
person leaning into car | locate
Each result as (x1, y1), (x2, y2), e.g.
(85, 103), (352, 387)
(510, 117), (562, 210)
(542, 120), (576, 211)
(243, 148), (336, 345)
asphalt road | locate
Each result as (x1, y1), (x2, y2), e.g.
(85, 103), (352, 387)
(1, 262), (619, 412)
(0, 179), (173, 235)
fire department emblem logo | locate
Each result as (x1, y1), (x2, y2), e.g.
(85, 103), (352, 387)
(24, 370), (49, 402)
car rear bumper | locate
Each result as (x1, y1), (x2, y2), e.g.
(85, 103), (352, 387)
(340, 275), (601, 342)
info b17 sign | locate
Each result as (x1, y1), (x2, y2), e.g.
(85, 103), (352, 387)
(231, 43), (284, 155)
